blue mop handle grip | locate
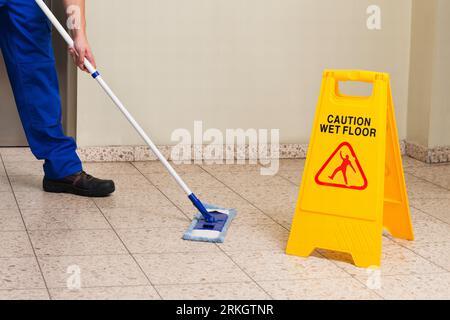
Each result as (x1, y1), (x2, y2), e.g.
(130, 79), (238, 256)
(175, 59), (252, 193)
(189, 194), (215, 223)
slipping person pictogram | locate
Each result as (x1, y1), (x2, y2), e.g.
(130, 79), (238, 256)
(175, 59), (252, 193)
(328, 152), (356, 185)
(315, 142), (368, 190)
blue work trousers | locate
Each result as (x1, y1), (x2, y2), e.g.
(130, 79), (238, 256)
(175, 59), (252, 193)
(0, 0), (82, 179)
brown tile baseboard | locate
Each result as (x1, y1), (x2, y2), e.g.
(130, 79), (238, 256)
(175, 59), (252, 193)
(406, 142), (450, 164)
(77, 141), (415, 163)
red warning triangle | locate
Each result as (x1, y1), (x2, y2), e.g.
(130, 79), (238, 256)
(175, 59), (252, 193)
(315, 142), (368, 190)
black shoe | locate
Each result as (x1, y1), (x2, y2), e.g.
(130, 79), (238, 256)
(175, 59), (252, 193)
(43, 171), (115, 197)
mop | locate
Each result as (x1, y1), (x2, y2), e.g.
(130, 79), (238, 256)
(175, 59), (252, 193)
(35, 0), (236, 243)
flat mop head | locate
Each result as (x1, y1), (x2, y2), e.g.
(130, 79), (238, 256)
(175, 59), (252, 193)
(183, 204), (237, 243)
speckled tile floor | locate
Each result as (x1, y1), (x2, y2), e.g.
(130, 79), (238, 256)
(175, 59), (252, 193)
(0, 148), (449, 300)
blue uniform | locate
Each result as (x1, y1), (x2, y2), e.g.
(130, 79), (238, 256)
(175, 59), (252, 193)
(0, 0), (82, 179)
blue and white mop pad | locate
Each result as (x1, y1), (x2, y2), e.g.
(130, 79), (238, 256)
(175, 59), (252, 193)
(183, 204), (237, 243)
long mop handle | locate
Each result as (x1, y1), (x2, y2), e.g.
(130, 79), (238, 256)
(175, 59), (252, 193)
(36, 0), (214, 221)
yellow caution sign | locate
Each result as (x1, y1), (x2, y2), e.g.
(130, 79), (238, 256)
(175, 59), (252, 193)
(286, 70), (414, 268)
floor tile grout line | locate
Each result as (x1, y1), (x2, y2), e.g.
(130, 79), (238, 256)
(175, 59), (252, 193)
(43, 284), (160, 299)
(4, 270), (450, 294)
(28, 243), (450, 265)
(349, 269), (450, 298)
(406, 168), (450, 193)
(345, 273), (385, 300)
(311, 250), (386, 300)
(89, 188), (164, 300)
(402, 164), (450, 230)
(0, 227), (113, 233)
(44, 279), (278, 290)
(387, 223), (450, 273)
(30, 249), (304, 258)
(2, 226), (201, 233)
(410, 204), (450, 228)
(372, 242), (447, 277)
(214, 246), (275, 300)
(197, 165), (293, 232)
(0, 287), (48, 292)
(200, 164), (302, 187)
(410, 198), (450, 226)
(15, 253), (131, 259)
(48, 284), (157, 290)
(277, 174), (301, 187)
(313, 247), (448, 300)
(0, 154), (52, 300)
(131, 161), (277, 300)
(34, 249), (289, 257)
(403, 171), (448, 188)
(390, 237), (450, 248)
(154, 274), (353, 285)
(275, 169), (302, 187)
(129, 162), (202, 225)
(196, 165), (294, 300)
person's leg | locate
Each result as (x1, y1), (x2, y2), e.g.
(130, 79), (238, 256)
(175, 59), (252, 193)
(329, 167), (341, 180)
(342, 170), (348, 185)
(0, 0), (82, 179)
(1, 0), (114, 197)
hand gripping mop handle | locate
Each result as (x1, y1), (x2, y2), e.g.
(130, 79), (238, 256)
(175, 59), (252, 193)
(35, 0), (215, 222)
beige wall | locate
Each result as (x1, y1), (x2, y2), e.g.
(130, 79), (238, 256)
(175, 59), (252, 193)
(406, 0), (436, 147)
(77, 0), (412, 146)
(407, 0), (450, 148)
(428, 0), (450, 147)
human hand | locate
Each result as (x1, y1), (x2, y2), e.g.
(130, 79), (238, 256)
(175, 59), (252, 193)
(68, 33), (96, 73)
